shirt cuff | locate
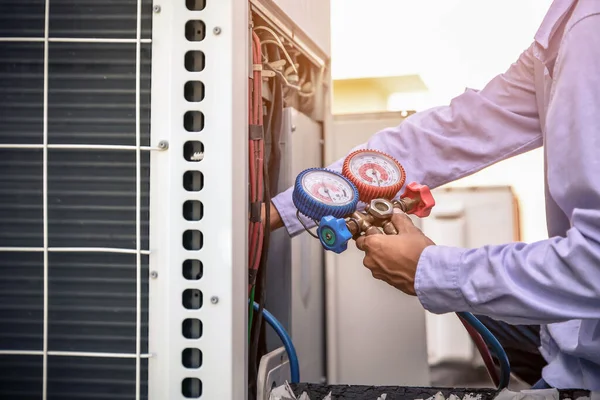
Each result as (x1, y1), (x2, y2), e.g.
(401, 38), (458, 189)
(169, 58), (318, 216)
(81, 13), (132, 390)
(414, 245), (472, 314)
(271, 188), (311, 237)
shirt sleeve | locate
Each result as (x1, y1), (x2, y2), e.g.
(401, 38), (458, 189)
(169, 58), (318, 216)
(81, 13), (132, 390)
(272, 43), (543, 237)
(415, 15), (600, 325)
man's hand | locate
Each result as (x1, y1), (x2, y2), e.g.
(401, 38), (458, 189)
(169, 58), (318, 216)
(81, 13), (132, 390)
(355, 210), (435, 296)
(261, 202), (284, 231)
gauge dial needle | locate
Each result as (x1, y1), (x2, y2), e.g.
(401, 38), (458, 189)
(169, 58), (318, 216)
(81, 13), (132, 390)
(369, 169), (381, 187)
(322, 183), (334, 202)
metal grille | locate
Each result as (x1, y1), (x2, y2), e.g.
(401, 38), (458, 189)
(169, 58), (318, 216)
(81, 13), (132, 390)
(0, 1), (153, 399)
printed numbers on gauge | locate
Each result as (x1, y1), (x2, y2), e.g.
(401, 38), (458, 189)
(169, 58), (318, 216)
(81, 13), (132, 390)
(301, 170), (355, 206)
(348, 151), (402, 187)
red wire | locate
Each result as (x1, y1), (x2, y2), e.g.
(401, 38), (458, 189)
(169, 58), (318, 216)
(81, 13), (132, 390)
(248, 31), (265, 294)
(458, 315), (500, 387)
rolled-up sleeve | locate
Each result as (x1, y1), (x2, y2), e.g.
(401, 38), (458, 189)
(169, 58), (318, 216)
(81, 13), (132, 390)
(415, 15), (600, 325)
(272, 43), (543, 236)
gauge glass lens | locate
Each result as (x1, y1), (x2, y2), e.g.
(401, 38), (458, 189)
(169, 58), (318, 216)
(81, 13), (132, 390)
(301, 171), (354, 205)
(349, 152), (401, 187)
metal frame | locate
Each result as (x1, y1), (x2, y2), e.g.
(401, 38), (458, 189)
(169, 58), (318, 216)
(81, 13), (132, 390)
(148, 0), (248, 399)
(249, 0), (329, 68)
(0, 0), (150, 399)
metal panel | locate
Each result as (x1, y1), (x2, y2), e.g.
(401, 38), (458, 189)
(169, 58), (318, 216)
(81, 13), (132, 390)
(265, 110), (294, 351)
(289, 109), (325, 383)
(267, 0), (331, 56)
(0, 1), (152, 399)
(421, 186), (519, 367)
(251, 0), (331, 61)
(327, 112), (430, 386)
(420, 203), (472, 365)
(148, 1), (248, 399)
(427, 186), (519, 248)
(266, 108), (325, 383)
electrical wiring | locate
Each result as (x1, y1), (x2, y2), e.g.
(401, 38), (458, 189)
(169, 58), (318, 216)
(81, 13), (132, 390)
(252, 301), (300, 384)
(255, 26), (315, 100)
(248, 30), (265, 294)
(251, 159), (271, 367)
(457, 312), (511, 390)
(254, 25), (298, 75)
(248, 29), (269, 400)
(248, 18), (317, 395)
(458, 314), (500, 388)
(249, 27), (286, 398)
(262, 63), (315, 97)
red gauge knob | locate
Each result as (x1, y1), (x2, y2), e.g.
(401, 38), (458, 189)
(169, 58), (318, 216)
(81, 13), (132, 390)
(400, 182), (435, 218)
(342, 149), (406, 203)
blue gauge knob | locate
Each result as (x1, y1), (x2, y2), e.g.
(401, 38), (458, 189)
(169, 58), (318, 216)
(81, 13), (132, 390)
(317, 216), (353, 254)
(292, 168), (359, 221)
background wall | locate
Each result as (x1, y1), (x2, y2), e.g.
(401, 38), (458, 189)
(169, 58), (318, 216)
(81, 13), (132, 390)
(330, 0), (554, 243)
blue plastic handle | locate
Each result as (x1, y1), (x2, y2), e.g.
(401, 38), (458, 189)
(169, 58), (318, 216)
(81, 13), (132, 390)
(317, 215), (353, 254)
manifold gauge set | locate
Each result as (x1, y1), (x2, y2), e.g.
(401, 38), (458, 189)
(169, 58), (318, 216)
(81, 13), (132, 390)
(292, 149), (435, 253)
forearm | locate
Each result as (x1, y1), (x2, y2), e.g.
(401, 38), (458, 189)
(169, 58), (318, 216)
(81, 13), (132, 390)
(272, 98), (541, 235)
(416, 212), (600, 325)
(271, 43), (543, 236)
(418, 14), (600, 324)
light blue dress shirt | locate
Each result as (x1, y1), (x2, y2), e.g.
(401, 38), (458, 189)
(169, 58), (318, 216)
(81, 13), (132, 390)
(272, 0), (600, 390)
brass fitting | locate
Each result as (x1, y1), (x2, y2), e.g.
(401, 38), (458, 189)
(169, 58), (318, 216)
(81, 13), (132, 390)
(346, 211), (382, 238)
(346, 199), (405, 237)
(391, 198), (410, 213)
(366, 199), (394, 220)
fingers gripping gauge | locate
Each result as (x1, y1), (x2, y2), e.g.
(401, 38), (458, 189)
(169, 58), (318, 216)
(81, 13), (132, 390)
(342, 149), (406, 203)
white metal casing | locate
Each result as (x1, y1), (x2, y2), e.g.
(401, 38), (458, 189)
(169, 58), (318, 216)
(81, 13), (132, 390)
(149, 1), (248, 399)
(327, 112), (430, 386)
(250, 0), (331, 60)
(288, 108), (326, 383)
(266, 0), (331, 56)
(422, 186), (520, 366)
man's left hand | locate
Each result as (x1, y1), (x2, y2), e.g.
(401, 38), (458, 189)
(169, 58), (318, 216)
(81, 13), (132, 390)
(355, 210), (435, 296)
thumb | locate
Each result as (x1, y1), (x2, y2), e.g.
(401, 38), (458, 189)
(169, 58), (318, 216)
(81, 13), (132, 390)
(390, 208), (415, 232)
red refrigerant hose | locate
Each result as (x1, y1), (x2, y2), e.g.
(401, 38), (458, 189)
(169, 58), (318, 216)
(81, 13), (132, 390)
(458, 314), (500, 387)
(248, 31), (265, 293)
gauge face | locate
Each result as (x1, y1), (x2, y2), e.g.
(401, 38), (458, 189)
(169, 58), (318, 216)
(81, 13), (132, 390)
(301, 170), (355, 206)
(348, 151), (402, 187)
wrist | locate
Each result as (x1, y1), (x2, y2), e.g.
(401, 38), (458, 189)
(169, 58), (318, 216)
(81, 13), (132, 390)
(262, 202), (283, 231)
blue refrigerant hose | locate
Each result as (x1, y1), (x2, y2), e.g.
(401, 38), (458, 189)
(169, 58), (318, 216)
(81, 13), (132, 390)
(457, 311), (511, 390)
(252, 301), (300, 384)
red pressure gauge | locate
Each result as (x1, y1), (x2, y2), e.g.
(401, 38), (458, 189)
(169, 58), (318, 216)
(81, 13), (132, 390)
(342, 149), (406, 203)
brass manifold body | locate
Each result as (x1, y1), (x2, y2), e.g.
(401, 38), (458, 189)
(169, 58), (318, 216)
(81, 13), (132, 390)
(345, 197), (421, 238)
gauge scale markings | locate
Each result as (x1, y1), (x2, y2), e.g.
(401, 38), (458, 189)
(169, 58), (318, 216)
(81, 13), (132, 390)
(349, 152), (401, 186)
(301, 171), (355, 206)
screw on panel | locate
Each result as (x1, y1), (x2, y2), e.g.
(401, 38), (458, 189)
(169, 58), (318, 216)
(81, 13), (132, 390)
(213, 27), (222, 35)
(158, 140), (169, 150)
(210, 296), (219, 304)
(153, 5), (161, 13)
(150, 271), (158, 279)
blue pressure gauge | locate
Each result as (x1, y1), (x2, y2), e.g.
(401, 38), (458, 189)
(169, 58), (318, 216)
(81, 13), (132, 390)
(292, 168), (359, 221)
